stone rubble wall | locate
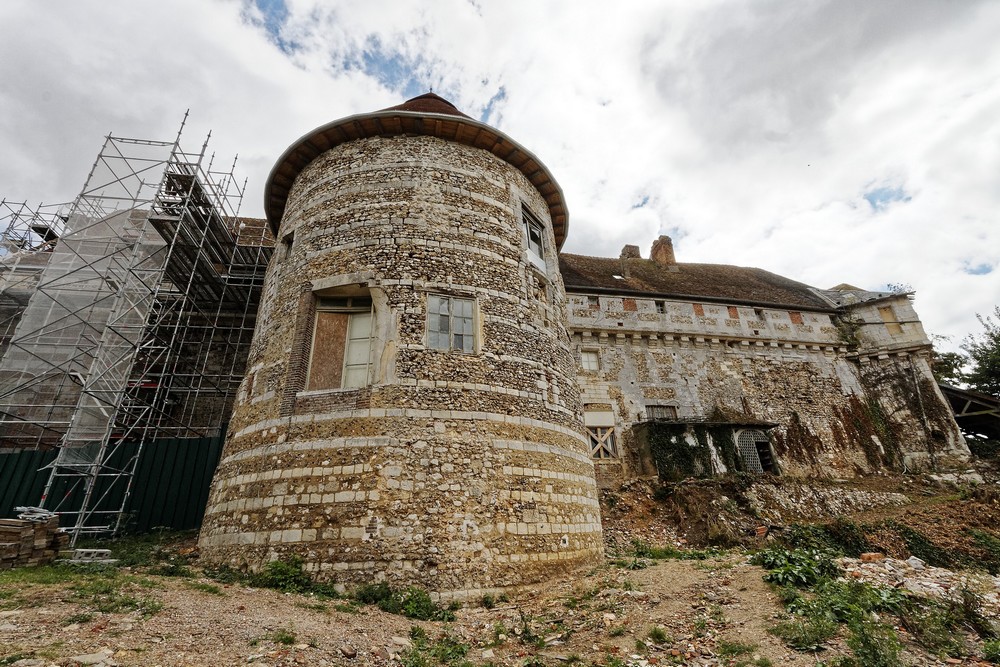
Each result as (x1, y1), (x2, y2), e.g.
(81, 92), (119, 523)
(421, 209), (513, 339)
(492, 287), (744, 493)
(199, 135), (603, 598)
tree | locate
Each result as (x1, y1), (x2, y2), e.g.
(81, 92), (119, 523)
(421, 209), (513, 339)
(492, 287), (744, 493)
(962, 306), (1000, 398)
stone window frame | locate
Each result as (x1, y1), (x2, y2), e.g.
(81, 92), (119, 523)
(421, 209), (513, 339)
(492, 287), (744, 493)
(426, 292), (479, 354)
(580, 349), (600, 372)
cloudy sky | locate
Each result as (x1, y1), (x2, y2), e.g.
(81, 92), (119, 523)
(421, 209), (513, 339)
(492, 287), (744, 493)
(1, 0), (997, 350)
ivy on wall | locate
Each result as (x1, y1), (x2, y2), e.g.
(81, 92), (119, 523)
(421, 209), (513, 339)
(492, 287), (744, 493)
(636, 422), (744, 482)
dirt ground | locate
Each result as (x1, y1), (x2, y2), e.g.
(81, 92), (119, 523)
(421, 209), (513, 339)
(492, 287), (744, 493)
(2, 554), (853, 667)
(3, 474), (1000, 666)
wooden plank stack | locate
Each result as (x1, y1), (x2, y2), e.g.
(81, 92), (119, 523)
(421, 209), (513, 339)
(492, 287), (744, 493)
(0, 515), (69, 568)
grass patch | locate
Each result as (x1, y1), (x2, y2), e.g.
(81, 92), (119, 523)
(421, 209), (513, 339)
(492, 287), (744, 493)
(183, 580), (223, 595)
(717, 640), (755, 658)
(630, 539), (719, 561)
(983, 638), (1000, 662)
(76, 529), (197, 568)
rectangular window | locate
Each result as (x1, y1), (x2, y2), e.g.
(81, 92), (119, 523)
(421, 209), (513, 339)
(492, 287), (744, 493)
(646, 405), (678, 420)
(428, 294), (475, 353)
(654, 300), (666, 314)
(523, 207), (545, 260)
(878, 306), (903, 335)
(307, 296), (372, 391)
(588, 427), (618, 459)
(581, 350), (599, 371)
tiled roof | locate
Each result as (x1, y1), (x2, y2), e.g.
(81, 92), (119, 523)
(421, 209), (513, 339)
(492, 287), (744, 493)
(558, 253), (834, 310)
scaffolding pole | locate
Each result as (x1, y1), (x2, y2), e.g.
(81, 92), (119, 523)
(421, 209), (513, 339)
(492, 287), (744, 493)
(0, 119), (272, 542)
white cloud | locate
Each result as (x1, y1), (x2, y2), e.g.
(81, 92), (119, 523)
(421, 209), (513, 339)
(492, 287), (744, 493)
(1, 0), (998, 350)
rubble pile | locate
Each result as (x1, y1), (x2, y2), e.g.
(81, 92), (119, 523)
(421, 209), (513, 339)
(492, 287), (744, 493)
(0, 516), (68, 569)
(841, 554), (1000, 619)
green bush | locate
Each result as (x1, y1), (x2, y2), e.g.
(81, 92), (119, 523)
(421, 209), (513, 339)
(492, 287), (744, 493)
(752, 548), (841, 588)
(254, 556), (314, 593)
(352, 583), (455, 621)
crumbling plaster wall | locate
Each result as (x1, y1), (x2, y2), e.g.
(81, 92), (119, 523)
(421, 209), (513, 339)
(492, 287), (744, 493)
(568, 293), (968, 483)
(200, 135), (603, 599)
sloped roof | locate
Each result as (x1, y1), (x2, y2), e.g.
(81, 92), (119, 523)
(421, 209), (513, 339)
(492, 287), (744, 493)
(558, 254), (834, 311)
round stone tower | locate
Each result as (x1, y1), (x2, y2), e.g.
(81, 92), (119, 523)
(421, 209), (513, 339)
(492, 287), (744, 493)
(199, 93), (603, 598)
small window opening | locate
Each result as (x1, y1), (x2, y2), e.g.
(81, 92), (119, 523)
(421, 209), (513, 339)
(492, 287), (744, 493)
(581, 350), (599, 371)
(523, 207), (545, 259)
(654, 300), (666, 314)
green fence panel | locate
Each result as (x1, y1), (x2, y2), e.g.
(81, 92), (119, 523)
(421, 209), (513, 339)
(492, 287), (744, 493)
(0, 434), (225, 533)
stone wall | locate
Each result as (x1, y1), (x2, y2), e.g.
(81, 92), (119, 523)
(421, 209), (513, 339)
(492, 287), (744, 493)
(199, 134), (603, 598)
(567, 292), (968, 483)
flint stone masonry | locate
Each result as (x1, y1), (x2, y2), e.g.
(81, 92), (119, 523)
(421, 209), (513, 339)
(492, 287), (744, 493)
(200, 127), (603, 597)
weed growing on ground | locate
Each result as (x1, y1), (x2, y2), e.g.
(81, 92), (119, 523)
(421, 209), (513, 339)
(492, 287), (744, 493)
(983, 638), (1000, 662)
(401, 626), (472, 667)
(751, 548), (840, 587)
(769, 616), (839, 650)
(608, 625), (626, 637)
(647, 626), (669, 644)
(62, 612), (94, 625)
(843, 617), (904, 667)
(480, 594), (495, 609)
(269, 628), (297, 645)
(353, 582), (455, 621)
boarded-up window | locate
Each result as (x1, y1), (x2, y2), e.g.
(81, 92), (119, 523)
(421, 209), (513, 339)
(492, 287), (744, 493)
(584, 405), (617, 459)
(789, 311), (804, 325)
(728, 306), (740, 319)
(646, 405), (678, 420)
(307, 297), (372, 390)
(879, 306), (903, 335)
(693, 303), (705, 317)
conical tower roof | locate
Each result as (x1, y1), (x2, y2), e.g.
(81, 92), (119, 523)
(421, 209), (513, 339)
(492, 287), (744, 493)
(264, 93), (569, 247)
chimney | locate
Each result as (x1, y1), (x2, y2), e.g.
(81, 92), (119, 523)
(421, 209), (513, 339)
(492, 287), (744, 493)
(650, 235), (675, 266)
(620, 244), (641, 259)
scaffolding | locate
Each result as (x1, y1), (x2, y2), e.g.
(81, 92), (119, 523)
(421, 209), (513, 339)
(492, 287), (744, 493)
(0, 117), (272, 542)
